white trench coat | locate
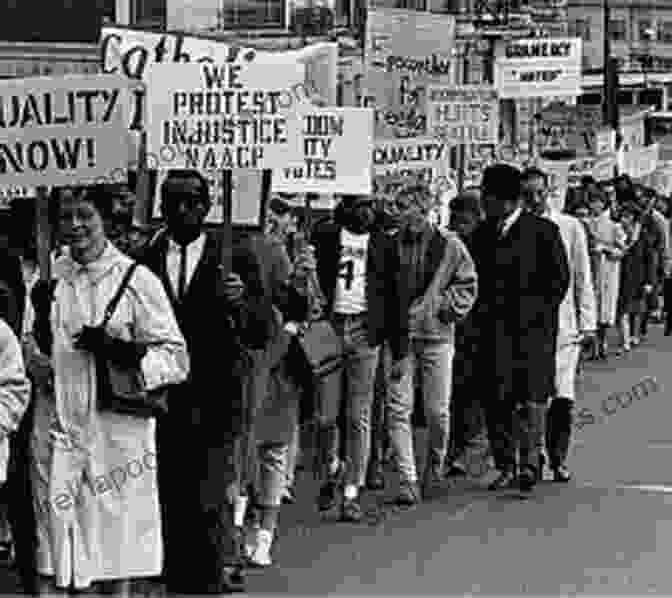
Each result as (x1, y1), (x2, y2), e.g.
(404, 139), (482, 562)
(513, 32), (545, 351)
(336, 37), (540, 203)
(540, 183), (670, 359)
(33, 244), (188, 589)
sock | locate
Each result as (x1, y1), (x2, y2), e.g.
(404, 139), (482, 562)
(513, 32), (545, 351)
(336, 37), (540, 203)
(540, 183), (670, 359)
(343, 484), (358, 501)
(233, 495), (248, 527)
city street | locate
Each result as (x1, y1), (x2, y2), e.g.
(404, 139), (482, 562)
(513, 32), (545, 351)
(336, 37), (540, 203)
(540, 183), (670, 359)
(0, 326), (669, 595)
(248, 325), (672, 595)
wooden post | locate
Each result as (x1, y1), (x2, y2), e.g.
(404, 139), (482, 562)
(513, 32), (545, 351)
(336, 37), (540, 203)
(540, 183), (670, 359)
(35, 186), (51, 283)
(132, 131), (151, 228)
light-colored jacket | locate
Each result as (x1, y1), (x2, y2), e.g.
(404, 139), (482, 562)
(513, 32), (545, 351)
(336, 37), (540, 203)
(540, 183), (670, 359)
(408, 231), (478, 344)
(35, 242), (188, 589)
(546, 210), (597, 348)
(0, 319), (31, 482)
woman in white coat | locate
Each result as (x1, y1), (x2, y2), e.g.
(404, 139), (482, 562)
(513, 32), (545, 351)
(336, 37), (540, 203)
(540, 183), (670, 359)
(28, 187), (189, 596)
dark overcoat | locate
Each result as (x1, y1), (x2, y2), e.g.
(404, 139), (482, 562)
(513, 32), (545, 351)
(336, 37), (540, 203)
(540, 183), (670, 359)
(138, 230), (274, 590)
(470, 212), (570, 404)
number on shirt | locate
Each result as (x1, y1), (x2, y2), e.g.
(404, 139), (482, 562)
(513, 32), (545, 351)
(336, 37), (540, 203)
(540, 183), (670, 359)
(338, 259), (355, 290)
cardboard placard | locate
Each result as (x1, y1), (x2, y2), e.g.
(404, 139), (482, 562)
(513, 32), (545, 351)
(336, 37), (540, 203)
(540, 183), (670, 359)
(144, 61), (305, 171)
(272, 107), (373, 195)
(426, 86), (499, 145)
(0, 74), (130, 187)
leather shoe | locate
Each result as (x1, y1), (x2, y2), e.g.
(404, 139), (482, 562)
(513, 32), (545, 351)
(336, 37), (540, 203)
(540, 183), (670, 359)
(518, 468), (536, 493)
(488, 471), (516, 491)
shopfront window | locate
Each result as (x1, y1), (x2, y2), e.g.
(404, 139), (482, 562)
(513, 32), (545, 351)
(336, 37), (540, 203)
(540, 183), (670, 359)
(609, 19), (627, 41)
(658, 21), (672, 43)
(217, 0), (286, 28)
(131, 0), (166, 29)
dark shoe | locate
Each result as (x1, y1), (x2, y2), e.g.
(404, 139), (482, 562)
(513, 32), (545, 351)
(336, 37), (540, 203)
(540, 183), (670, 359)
(537, 454), (546, 483)
(518, 468), (536, 493)
(488, 471), (516, 491)
(396, 481), (421, 507)
(317, 465), (342, 512)
(422, 464), (443, 498)
(552, 465), (572, 483)
(341, 497), (364, 522)
(365, 462), (385, 491)
(282, 486), (296, 505)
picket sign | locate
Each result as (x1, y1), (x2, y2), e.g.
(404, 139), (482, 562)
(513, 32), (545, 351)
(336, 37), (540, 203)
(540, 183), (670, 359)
(271, 107), (374, 195)
(144, 61), (306, 171)
(0, 73), (132, 188)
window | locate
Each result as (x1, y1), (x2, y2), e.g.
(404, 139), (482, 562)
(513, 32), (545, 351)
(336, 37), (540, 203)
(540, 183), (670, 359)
(639, 19), (654, 41)
(131, 0), (166, 29)
(572, 18), (591, 41)
(609, 19), (627, 41)
(218, 0), (286, 29)
(659, 21), (672, 43)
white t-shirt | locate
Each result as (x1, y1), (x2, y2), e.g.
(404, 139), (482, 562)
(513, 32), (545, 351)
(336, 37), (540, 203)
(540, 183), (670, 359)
(333, 229), (370, 315)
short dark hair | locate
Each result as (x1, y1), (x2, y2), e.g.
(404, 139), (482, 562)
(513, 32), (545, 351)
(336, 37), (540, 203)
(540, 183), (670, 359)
(160, 170), (211, 206)
(482, 164), (521, 203)
(450, 192), (482, 216)
(77, 185), (117, 221)
(521, 167), (549, 185)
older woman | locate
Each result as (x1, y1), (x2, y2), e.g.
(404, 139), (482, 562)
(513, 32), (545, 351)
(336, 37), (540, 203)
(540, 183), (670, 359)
(28, 185), (189, 596)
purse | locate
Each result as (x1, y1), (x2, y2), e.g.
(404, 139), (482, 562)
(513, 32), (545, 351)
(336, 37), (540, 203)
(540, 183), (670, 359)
(95, 263), (169, 419)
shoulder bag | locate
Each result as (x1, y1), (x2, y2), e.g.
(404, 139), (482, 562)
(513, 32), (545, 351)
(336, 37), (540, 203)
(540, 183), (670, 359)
(95, 263), (169, 418)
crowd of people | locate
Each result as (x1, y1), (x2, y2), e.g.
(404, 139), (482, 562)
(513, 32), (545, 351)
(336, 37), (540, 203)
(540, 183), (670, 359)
(0, 164), (666, 596)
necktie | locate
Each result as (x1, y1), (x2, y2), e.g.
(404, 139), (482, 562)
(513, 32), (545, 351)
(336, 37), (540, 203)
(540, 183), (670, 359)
(178, 244), (188, 300)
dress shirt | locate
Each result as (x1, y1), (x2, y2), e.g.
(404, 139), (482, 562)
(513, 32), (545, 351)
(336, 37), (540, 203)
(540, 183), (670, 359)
(499, 206), (523, 239)
(166, 234), (206, 299)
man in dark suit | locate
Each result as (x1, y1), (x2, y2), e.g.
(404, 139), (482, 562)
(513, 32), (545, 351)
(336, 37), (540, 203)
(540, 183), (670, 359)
(470, 164), (569, 493)
(139, 170), (275, 594)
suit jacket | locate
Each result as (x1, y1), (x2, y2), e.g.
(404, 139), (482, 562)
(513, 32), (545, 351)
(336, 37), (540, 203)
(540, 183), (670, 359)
(311, 219), (389, 347)
(471, 212), (570, 403)
(139, 230), (274, 442)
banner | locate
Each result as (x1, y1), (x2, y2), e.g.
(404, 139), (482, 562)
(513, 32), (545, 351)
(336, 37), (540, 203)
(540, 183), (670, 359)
(145, 62), (305, 171)
(272, 107), (373, 195)
(101, 27), (337, 106)
(621, 144), (660, 179)
(0, 74), (130, 187)
(426, 86), (498, 145)
(364, 8), (456, 140)
(495, 37), (582, 99)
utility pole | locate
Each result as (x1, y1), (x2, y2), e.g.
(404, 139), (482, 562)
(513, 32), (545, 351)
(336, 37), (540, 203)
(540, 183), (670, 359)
(603, 0), (620, 146)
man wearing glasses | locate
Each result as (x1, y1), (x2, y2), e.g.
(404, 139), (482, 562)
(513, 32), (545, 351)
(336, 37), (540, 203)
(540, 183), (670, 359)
(521, 167), (596, 483)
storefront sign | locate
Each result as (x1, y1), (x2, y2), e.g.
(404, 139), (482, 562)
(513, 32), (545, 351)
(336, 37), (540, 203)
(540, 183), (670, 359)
(540, 153), (617, 187)
(426, 86), (498, 145)
(537, 103), (606, 154)
(495, 37), (582, 99)
(145, 61), (305, 171)
(0, 74), (130, 187)
(272, 107), (373, 195)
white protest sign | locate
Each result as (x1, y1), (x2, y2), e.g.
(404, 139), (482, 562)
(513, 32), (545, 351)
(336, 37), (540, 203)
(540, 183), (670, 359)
(372, 137), (450, 182)
(620, 144), (659, 179)
(101, 27), (337, 106)
(272, 107), (374, 195)
(145, 61), (305, 171)
(495, 37), (582, 99)
(426, 86), (499, 145)
(0, 74), (130, 187)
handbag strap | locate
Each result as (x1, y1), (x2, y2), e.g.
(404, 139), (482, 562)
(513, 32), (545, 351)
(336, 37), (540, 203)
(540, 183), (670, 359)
(101, 263), (139, 328)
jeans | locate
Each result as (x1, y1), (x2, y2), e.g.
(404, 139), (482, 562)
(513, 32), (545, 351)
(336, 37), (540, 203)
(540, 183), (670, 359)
(387, 340), (454, 484)
(328, 313), (380, 489)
